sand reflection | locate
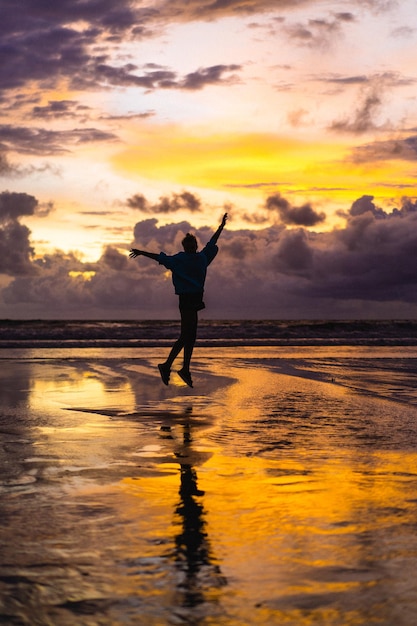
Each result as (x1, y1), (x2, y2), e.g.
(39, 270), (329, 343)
(1, 351), (417, 625)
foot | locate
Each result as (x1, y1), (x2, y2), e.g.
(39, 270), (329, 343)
(158, 363), (170, 385)
(178, 368), (193, 388)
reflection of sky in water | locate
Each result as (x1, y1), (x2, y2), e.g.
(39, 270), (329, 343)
(1, 350), (417, 625)
(29, 364), (136, 413)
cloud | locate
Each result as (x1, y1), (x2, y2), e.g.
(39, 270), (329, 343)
(4, 193), (417, 317)
(287, 108), (310, 127)
(0, 2), (242, 99)
(391, 26), (415, 38)
(284, 14), (352, 48)
(272, 228), (313, 275)
(31, 100), (92, 120)
(0, 191), (39, 275)
(180, 65), (241, 89)
(0, 125), (118, 155)
(86, 62), (242, 91)
(330, 86), (384, 134)
(322, 71), (415, 90)
(349, 195), (387, 218)
(334, 12), (356, 22)
(0, 151), (61, 179)
(0, 152), (15, 176)
(0, 191), (38, 221)
(265, 193), (326, 226)
(328, 73), (415, 134)
(127, 191), (202, 214)
(154, 0), (312, 22)
(348, 134), (417, 163)
(101, 245), (129, 271)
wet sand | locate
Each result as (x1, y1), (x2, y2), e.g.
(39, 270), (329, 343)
(1, 347), (417, 625)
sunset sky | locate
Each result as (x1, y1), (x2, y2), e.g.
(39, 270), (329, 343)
(1, 0), (417, 319)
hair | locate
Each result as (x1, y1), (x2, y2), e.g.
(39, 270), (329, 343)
(182, 233), (198, 252)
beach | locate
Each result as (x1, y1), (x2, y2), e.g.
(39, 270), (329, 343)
(1, 344), (417, 625)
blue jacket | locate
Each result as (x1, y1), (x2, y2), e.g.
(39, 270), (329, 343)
(158, 241), (218, 294)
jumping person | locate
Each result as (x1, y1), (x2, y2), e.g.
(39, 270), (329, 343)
(129, 213), (227, 387)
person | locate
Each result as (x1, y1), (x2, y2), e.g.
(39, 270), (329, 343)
(129, 213), (227, 387)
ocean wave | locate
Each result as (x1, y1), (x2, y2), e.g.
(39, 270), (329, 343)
(1, 319), (417, 348)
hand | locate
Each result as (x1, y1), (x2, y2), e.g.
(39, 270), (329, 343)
(129, 248), (141, 258)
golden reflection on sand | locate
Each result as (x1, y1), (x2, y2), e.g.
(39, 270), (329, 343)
(2, 352), (417, 625)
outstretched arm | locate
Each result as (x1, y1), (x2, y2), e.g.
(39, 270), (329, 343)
(210, 213), (228, 245)
(129, 249), (159, 261)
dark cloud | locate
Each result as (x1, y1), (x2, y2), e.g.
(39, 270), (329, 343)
(0, 152), (15, 176)
(0, 2), (242, 98)
(330, 88), (383, 134)
(322, 75), (370, 86)
(101, 245), (128, 271)
(0, 191), (39, 275)
(127, 194), (148, 212)
(312, 199), (417, 302)
(321, 71), (415, 89)
(100, 111), (155, 122)
(180, 65), (241, 89)
(31, 100), (91, 120)
(272, 228), (313, 275)
(83, 62), (241, 91)
(334, 12), (356, 22)
(0, 191), (38, 221)
(284, 14), (350, 48)
(265, 193), (326, 226)
(4, 194), (417, 317)
(349, 195), (387, 219)
(0, 152), (61, 179)
(328, 73), (415, 135)
(0, 125), (118, 155)
(241, 212), (269, 224)
(127, 191), (202, 214)
(155, 0), (311, 21)
(349, 134), (417, 163)
(132, 218), (197, 249)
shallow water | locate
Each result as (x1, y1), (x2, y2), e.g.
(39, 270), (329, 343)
(1, 348), (417, 625)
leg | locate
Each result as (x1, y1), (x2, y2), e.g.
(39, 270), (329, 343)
(177, 309), (197, 387)
(165, 335), (185, 369)
(181, 309), (197, 373)
(159, 308), (193, 371)
(158, 312), (186, 385)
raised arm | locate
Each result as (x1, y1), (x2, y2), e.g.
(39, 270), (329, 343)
(210, 213), (228, 245)
(129, 248), (159, 261)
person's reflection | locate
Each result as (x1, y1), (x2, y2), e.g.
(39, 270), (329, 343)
(165, 407), (226, 608)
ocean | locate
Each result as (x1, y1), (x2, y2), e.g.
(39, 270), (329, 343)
(1, 318), (417, 348)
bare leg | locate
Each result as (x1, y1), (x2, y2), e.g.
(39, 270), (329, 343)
(181, 309), (197, 373)
(164, 336), (184, 369)
(162, 309), (197, 369)
(159, 309), (197, 387)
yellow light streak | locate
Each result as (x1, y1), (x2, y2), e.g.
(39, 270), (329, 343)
(68, 271), (96, 280)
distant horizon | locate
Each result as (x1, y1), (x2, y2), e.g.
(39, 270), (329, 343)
(2, 318), (417, 323)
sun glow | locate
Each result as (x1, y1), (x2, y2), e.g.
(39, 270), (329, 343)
(113, 126), (348, 192)
(68, 271), (96, 280)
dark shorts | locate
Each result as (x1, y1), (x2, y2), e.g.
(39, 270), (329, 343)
(178, 292), (205, 311)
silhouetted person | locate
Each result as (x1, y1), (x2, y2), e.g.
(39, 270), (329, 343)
(129, 213), (227, 387)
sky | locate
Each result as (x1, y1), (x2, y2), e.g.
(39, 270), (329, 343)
(1, 0), (417, 319)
